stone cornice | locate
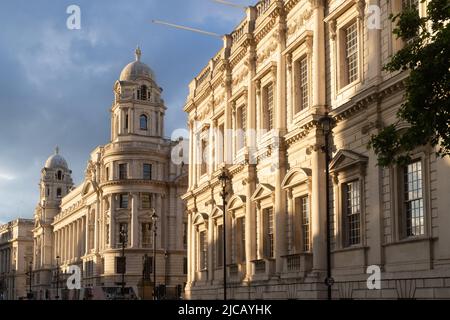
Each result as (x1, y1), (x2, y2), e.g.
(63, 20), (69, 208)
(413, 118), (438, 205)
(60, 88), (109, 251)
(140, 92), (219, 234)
(332, 74), (407, 123)
(99, 179), (168, 189)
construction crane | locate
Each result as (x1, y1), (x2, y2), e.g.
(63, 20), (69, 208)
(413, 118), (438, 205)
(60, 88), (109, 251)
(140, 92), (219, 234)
(151, 0), (248, 38)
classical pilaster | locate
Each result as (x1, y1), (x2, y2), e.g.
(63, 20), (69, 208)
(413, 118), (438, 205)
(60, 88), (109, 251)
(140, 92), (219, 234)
(274, 12), (288, 274)
(156, 194), (162, 248)
(187, 212), (193, 284)
(85, 215), (89, 255)
(188, 121), (194, 187)
(311, 0), (326, 113)
(191, 225), (197, 283)
(367, 0), (381, 84)
(131, 193), (139, 248)
(109, 194), (115, 249)
(311, 141), (327, 272)
(207, 216), (214, 281)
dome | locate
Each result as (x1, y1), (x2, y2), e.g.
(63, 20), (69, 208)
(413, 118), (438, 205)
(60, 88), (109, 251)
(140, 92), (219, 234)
(45, 147), (68, 169)
(119, 47), (156, 81)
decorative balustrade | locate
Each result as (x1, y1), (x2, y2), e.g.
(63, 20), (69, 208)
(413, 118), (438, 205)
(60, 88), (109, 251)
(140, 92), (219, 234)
(256, 0), (273, 18)
(254, 259), (266, 274)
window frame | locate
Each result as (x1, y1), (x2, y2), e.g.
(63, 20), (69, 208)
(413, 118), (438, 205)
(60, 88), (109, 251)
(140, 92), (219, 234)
(119, 194), (129, 209)
(262, 82), (275, 131)
(199, 230), (208, 271)
(141, 222), (153, 248)
(141, 193), (152, 210)
(342, 180), (362, 247)
(294, 195), (311, 253)
(293, 55), (310, 115)
(143, 163), (152, 180)
(393, 154), (430, 240)
(118, 163), (128, 180)
(330, 151), (368, 251)
(339, 19), (360, 89)
(263, 207), (275, 259)
(140, 114), (148, 131)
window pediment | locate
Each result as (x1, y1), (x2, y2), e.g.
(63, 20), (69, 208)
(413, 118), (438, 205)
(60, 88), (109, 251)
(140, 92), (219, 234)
(329, 149), (368, 174)
(228, 195), (246, 211)
(193, 212), (209, 226)
(282, 167), (312, 189)
(211, 206), (224, 219)
(81, 180), (98, 197)
(251, 183), (275, 202)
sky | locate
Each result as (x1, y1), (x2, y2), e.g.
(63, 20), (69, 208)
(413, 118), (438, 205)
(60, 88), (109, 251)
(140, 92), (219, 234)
(0, 0), (255, 224)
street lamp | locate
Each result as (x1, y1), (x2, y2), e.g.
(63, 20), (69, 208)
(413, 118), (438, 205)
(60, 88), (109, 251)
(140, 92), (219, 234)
(55, 256), (60, 300)
(119, 224), (127, 297)
(164, 250), (169, 299)
(151, 209), (159, 300)
(318, 112), (334, 300)
(218, 167), (231, 301)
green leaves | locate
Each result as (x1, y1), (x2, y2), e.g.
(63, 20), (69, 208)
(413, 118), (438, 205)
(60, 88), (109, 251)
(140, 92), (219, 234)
(369, 0), (450, 166)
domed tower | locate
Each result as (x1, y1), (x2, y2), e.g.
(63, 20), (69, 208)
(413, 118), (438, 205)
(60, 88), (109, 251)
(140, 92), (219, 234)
(32, 147), (73, 296)
(39, 147), (74, 209)
(111, 47), (166, 142)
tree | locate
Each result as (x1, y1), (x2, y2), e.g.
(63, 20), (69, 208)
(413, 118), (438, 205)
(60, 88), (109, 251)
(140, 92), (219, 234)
(369, 0), (450, 166)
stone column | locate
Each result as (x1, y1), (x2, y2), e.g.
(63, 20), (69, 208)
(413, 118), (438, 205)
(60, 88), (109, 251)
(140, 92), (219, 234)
(209, 121), (215, 173)
(187, 212), (193, 284)
(207, 216), (214, 281)
(274, 17), (287, 274)
(311, 142), (327, 272)
(130, 108), (135, 133)
(192, 121), (198, 187)
(131, 193), (139, 248)
(245, 174), (256, 280)
(109, 194), (115, 249)
(95, 204), (100, 252)
(367, 0), (381, 84)
(55, 231), (58, 259)
(160, 111), (164, 137)
(255, 82), (261, 136)
(85, 215), (89, 255)
(191, 225), (197, 282)
(72, 223), (75, 260)
(312, 1), (326, 112)
(156, 194), (162, 249)
(188, 121), (194, 187)
(78, 219), (83, 258)
(153, 111), (158, 136)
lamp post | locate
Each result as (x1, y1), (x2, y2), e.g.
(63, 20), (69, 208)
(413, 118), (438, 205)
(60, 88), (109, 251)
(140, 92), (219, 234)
(119, 225), (127, 297)
(55, 256), (60, 300)
(151, 209), (159, 300)
(164, 250), (168, 299)
(218, 167), (231, 301)
(319, 113), (334, 300)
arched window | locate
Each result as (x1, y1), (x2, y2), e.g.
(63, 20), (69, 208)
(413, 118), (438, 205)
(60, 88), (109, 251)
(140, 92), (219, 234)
(140, 85), (148, 100)
(140, 114), (148, 130)
(57, 188), (62, 198)
(57, 171), (62, 180)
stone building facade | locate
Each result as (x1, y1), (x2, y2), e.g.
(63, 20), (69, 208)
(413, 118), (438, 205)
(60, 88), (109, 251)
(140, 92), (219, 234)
(183, 0), (450, 299)
(30, 49), (188, 300)
(0, 219), (34, 300)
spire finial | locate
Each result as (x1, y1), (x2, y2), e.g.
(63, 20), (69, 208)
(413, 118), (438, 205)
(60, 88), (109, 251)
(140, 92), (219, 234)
(135, 46), (142, 61)
(55, 146), (59, 155)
